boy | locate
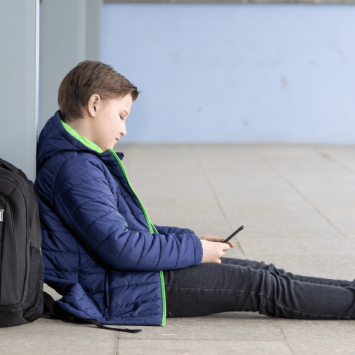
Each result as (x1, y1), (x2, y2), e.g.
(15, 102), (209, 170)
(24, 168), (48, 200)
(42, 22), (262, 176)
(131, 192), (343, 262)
(35, 60), (355, 327)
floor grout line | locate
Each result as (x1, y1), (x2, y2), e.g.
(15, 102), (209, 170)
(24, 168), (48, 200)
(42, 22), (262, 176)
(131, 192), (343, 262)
(277, 319), (296, 355)
(258, 148), (355, 246)
(114, 331), (119, 355)
(190, 144), (247, 258)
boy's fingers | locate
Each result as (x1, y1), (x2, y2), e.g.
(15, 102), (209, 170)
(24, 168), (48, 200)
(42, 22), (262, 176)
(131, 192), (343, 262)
(222, 244), (230, 250)
(201, 236), (235, 248)
(214, 237), (234, 248)
(213, 236), (224, 241)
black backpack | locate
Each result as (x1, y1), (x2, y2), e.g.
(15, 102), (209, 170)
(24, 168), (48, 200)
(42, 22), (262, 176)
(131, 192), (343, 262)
(0, 157), (141, 333)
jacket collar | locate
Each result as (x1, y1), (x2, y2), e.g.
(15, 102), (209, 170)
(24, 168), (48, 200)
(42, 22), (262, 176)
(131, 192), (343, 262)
(61, 119), (105, 153)
(36, 110), (124, 172)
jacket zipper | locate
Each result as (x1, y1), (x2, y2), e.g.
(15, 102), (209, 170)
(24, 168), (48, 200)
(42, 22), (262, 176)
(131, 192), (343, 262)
(108, 149), (154, 233)
(108, 149), (166, 326)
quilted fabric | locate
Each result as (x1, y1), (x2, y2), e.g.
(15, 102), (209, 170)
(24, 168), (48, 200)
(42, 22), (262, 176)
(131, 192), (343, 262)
(34, 109), (203, 326)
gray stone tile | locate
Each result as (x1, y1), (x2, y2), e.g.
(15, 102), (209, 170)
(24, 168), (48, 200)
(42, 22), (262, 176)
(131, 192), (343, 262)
(315, 146), (355, 173)
(288, 340), (355, 355)
(239, 238), (355, 256)
(259, 146), (355, 242)
(278, 318), (355, 341)
(117, 312), (284, 341)
(116, 339), (293, 355)
(221, 204), (341, 241)
(0, 317), (116, 355)
(195, 151), (345, 242)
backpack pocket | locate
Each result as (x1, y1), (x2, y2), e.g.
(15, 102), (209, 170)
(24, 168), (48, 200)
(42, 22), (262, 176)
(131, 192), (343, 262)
(0, 196), (20, 306)
(23, 244), (44, 320)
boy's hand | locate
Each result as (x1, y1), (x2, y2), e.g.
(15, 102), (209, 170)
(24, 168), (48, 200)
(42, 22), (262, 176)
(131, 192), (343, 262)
(199, 239), (231, 263)
(199, 235), (234, 248)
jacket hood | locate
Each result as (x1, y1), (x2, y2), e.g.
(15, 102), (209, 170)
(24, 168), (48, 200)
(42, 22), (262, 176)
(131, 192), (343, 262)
(36, 110), (124, 173)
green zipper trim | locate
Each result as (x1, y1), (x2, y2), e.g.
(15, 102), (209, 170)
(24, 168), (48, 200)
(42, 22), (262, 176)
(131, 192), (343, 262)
(159, 269), (167, 326)
(108, 148), (166, 327)
(152, 224), (159, 234)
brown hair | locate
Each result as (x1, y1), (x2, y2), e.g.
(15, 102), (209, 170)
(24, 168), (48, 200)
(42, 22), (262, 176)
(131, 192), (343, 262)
(58, 60), (140, 123)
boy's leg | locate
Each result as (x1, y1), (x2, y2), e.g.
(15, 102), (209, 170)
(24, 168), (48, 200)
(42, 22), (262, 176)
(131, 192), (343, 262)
(163, 261), (355, 320)
(220, 257), (355, 287)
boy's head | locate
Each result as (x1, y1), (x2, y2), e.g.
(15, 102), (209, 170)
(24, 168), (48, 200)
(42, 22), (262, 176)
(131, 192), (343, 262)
(57, 60), (139, 151)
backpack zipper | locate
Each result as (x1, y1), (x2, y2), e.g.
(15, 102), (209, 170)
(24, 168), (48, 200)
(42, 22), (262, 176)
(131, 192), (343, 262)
(0, 209), (4, 256)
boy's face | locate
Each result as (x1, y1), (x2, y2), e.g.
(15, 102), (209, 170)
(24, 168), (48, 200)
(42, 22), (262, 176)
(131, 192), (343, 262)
(89, 93), (132, 151)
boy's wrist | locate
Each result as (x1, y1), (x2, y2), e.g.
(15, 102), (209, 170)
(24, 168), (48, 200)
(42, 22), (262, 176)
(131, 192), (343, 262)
(193, 234), (204, 265)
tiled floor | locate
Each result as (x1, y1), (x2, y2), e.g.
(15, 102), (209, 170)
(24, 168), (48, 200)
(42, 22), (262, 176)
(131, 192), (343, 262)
(2, 144), (355, 354)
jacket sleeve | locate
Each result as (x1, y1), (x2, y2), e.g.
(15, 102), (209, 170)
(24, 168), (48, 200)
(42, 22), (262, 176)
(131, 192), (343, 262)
(52, 155), (203, 272)
(153, 224), (196, 236)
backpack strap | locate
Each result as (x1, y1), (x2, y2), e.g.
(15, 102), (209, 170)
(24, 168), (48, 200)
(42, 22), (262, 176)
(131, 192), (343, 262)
(0, 157), (30, 183)
(42, 291), (142, 333)
(0, 158), (19, 173)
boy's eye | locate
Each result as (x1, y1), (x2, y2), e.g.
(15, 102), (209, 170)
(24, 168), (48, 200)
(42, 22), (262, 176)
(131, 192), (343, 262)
(120, 115), (123, 120)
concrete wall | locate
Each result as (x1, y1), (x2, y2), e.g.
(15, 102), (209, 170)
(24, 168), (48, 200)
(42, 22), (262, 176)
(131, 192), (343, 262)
(0, 0), (39, 182)
(101, 3), (355, 144)
(39, 0), (102, 131)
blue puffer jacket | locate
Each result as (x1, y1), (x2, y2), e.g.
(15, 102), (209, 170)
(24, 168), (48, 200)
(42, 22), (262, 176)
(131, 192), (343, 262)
(34, 110), (203, 326)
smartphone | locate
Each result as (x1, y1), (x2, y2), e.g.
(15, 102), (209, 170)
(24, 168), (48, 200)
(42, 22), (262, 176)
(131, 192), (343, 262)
(222, 225), (244, 243)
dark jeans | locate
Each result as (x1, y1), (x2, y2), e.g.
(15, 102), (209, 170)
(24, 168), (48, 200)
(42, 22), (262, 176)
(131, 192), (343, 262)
(163, 257), (355, 319)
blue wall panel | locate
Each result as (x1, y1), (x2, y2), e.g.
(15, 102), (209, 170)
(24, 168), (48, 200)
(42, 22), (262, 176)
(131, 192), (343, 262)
(102, 3), (355, 143)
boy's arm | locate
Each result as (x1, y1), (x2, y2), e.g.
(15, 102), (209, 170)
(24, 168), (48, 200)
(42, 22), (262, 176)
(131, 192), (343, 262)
(153, 224), (196, 236)
(51, 155), (203, 272)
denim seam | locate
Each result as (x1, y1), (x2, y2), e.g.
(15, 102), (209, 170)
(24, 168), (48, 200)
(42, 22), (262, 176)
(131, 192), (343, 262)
(260, 294), (267, 315)
(165, 286), (258, 293)
(274, 300), (352, 318)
